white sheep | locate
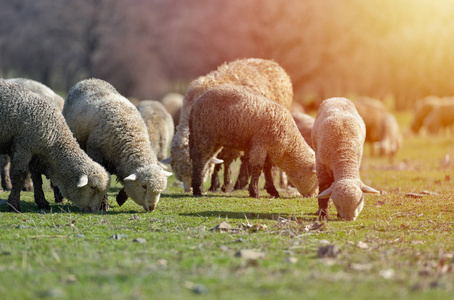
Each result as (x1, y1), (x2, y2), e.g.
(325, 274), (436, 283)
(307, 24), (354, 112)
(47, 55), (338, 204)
(170, 58), (293, 193)
(312, 97), (379, 221)
(6, 77), (64, 110)
(63, 78), (172, 212)
(160, 92), (184, 131)
(0, 79), (111, 212)
(423, 98), (454, 135)
(375, 112), (402, 157)
(1, 78), (65, 192)
(189, 85), (318, 198)
(136, 100), (175, 161)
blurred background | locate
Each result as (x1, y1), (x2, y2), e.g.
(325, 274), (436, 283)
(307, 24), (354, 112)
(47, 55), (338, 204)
(1, 0), (454, 111)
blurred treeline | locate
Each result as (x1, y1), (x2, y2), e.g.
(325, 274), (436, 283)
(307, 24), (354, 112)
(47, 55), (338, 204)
(1, 0), (454, 110)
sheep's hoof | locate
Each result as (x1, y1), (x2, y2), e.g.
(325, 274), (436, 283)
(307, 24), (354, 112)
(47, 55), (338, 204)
(8, 203), (21, 213)
(37, 204), (50, 210)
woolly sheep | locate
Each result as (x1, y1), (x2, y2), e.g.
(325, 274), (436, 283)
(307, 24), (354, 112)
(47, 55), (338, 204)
(1, 78), (65, 192)
(63, 78), (172, 212)
(189, 85), (318, 198)
(136, 100), (175, 161)
(313, 97), (380, 221)
(160, 92), (184, 130)
(291, 112), (315, 149)
(423, 98), (454, 135)
(6, 78), (64, 110)
(353, 97), (387, 145)
(170, 58), (293, 193)
(410, 96), (441, 134)
(375, 113), (402, 157)
(0, 79), (111, 212)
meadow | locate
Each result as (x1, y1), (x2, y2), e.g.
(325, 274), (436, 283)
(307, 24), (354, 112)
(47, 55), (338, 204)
(1, 110), (454, 300)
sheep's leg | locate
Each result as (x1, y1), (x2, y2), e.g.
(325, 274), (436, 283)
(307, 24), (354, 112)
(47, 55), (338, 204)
(316, 165), (334, 220)
(234, 154), (250, 190)
(191, 144), (215, 197)
(30, 172), (50, 209)
(263, 158), (279, 198)
(51, 182), (64, 203)
(247, 145), (266, 198)
(208, 163), (222, 192)
(8, 151), (32, 212)
(22, 172), (33, 192)
(221, 157), (234, 193)
(0, 155), (12, 190)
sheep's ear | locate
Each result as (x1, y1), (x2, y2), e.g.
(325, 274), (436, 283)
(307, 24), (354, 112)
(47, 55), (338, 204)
(157, 161), (169, 170)
(316, 186), (333, 199)
(211, 157), (224, 164)
(77, 174), (89, 188)
(361, 184), (380, 194)
(124, 173), (138, 181)
(116, 188), (128, 207)
(162, 170), (173, 177)
(161, 157), (172, 164)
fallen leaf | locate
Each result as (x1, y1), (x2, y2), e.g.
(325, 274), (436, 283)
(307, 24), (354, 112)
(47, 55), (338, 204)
(405, 193), (424, 198)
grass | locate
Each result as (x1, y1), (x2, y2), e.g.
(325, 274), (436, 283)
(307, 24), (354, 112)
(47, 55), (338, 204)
(1, 111), (454, 299)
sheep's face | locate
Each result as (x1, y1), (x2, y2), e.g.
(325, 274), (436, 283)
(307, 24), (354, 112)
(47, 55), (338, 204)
(60, 168), (111, 212)
(123, 165), (172, 212)
(330, 180), (364, 221)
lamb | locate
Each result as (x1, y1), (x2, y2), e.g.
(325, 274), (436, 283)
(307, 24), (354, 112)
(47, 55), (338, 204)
(423, 98), (454, 135)
(291, 112), (315, 149)
(189, 85), (318, 198)
(136, 100), (175, 161)
(410, 96), (441, 134)
(160, 92), (184, 131)
(312, 97), (380, 221)
(0, 79), (111, 212)
(63, 78), (172, 212)
(170, 58), (293, 193)
(375, 113), (402, 157)
(6, 78), (64, 110)
(1, 78), (65, 192)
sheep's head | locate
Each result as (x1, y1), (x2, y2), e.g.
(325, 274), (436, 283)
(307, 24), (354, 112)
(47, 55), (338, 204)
(317, 179), (379, 221)
(60, 165), (111, 212)
(122, 164), (172, 212)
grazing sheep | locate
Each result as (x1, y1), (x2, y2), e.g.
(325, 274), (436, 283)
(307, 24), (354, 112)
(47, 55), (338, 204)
(0, 79), (111, 212)
(136, 100), (174, 161)
(160, 92), (184, 130)
(1, 78), (65, 192)
(312, 97), (380, 221)
(410, 96), (441, 134)
(63, 78), (172, 212)
(170, 58), (293, 193)
(353, 97), (387, 146)
(6, 78), (64, 110)
(375, 113), (402, 157)
(291, 112), (315, 149)
(189, 85), (317, 198)
(423, 98), (454, 135)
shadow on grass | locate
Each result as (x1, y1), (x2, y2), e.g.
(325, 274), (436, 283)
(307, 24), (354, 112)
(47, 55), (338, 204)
(180, 210), (324, 222)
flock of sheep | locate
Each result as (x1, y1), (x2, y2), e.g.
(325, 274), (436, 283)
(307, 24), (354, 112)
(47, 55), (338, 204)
(0, 58), (447, 221)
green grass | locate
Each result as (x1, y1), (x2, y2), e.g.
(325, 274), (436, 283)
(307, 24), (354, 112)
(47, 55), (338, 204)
(2, 111), (454, 299)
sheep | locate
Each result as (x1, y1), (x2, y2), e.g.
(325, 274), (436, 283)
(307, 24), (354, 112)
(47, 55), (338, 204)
(160, 92), (184, 131)
(63, 78), (172, 212)
(136, 100), (175, 161)
(1, 78), (65, 192)
(0, 79), (111, 212)
(6, 77), (64, 110)
(189, 85), (318, 198)
(353, 97), (387, 148)
(312, 97), (380, 221)
(375, 113), (402, 157)
(410, 96), (441, 134)
(291, 112), (315, 149)
(423, 98), (454, 135)
(170, 58), (293, 193)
